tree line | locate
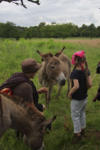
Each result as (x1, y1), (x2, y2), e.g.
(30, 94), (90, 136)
(0, 22), (100, 39)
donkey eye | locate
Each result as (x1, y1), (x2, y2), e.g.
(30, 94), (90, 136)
(55, 61), (59, 65)
(54, 62), (57, 65)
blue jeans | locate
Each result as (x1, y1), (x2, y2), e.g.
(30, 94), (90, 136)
(71, 98), (87, 133)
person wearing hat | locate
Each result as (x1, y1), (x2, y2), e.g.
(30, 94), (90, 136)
(68, 51), (92, 141)
(0, 58), (48, 116)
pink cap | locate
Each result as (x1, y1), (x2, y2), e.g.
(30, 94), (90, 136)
(72, 50), (85, 65)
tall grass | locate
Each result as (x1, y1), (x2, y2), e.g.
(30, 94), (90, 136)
(0, 38), (100, 150)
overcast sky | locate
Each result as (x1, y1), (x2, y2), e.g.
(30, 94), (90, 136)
(0, 0), (100, 27)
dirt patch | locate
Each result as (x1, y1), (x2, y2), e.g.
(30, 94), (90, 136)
(87, 129), (100, 139)
(54, 39), (100, 48)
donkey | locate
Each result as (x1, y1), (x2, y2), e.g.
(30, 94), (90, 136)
(0, 94), (56, 150)
(37, 47), (71, 105)
(0, 0), (40, 8)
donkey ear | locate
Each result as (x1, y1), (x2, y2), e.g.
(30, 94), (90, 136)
(41, 115), (56, 133)
(37, 50), (53, 61)
(37, 50), (43, 57)
(55, 46), (66, 57)
(41, 53), (53, 62)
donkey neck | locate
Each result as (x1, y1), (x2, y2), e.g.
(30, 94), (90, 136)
(1, 94), (41, 136)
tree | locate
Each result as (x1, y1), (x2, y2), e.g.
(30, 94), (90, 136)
(0, 21), (100, 38)
(79, 24), (89, 37)
(88, 24), (96, 38)
(38, 22), (46, 27)
(0, 0), (40, 8)
(96, 26), (100, 37)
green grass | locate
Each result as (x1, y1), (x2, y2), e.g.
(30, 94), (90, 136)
(0, 38), (100, 150)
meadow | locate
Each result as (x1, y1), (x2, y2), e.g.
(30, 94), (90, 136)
(0, 38), (100, 150)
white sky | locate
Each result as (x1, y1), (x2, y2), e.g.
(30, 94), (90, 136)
(0, 0), (100, 27)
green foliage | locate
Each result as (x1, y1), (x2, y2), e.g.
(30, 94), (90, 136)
(0, 22), (100, 38)
(0, 38), (100, 150)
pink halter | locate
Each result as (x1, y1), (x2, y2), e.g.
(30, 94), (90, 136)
(72, 50), (85, 65)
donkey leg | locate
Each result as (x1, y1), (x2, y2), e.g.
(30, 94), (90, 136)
(16, 130), (23, 139)
(0, 120), (11, 138)
(46, 86), (52, 107)
(38, 142), (44, 150)
(0, 130), (5, 138)
(0, 127), (10, 138)
(56, 85), (62, 98)
(66, 78), (70, 97)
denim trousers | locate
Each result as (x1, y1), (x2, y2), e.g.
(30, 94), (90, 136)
(71, 98), (87, 133)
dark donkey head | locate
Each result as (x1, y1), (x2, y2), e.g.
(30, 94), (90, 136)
(0, 94), (56, 150)
(24, 114), (56, 150)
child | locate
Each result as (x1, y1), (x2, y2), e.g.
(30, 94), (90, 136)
(68, 51), (92, 140)
(0, 58), (48, 115)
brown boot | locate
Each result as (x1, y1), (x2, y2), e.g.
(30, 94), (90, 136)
(81, 129), (87, 137)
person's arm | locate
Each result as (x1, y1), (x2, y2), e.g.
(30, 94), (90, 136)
(68, 79), (79, 99)
(87, 75), (92, 89)
(85, 69), (92, 89)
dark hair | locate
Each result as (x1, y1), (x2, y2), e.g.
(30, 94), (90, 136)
(72, 56), (89, 88)
(73, 56), (86, 71)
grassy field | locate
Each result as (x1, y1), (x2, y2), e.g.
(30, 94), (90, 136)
(0, 38), (100, 150)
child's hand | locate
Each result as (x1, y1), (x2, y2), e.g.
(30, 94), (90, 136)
(68, 92), (72, 99)
(38, 87), (48, 94)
